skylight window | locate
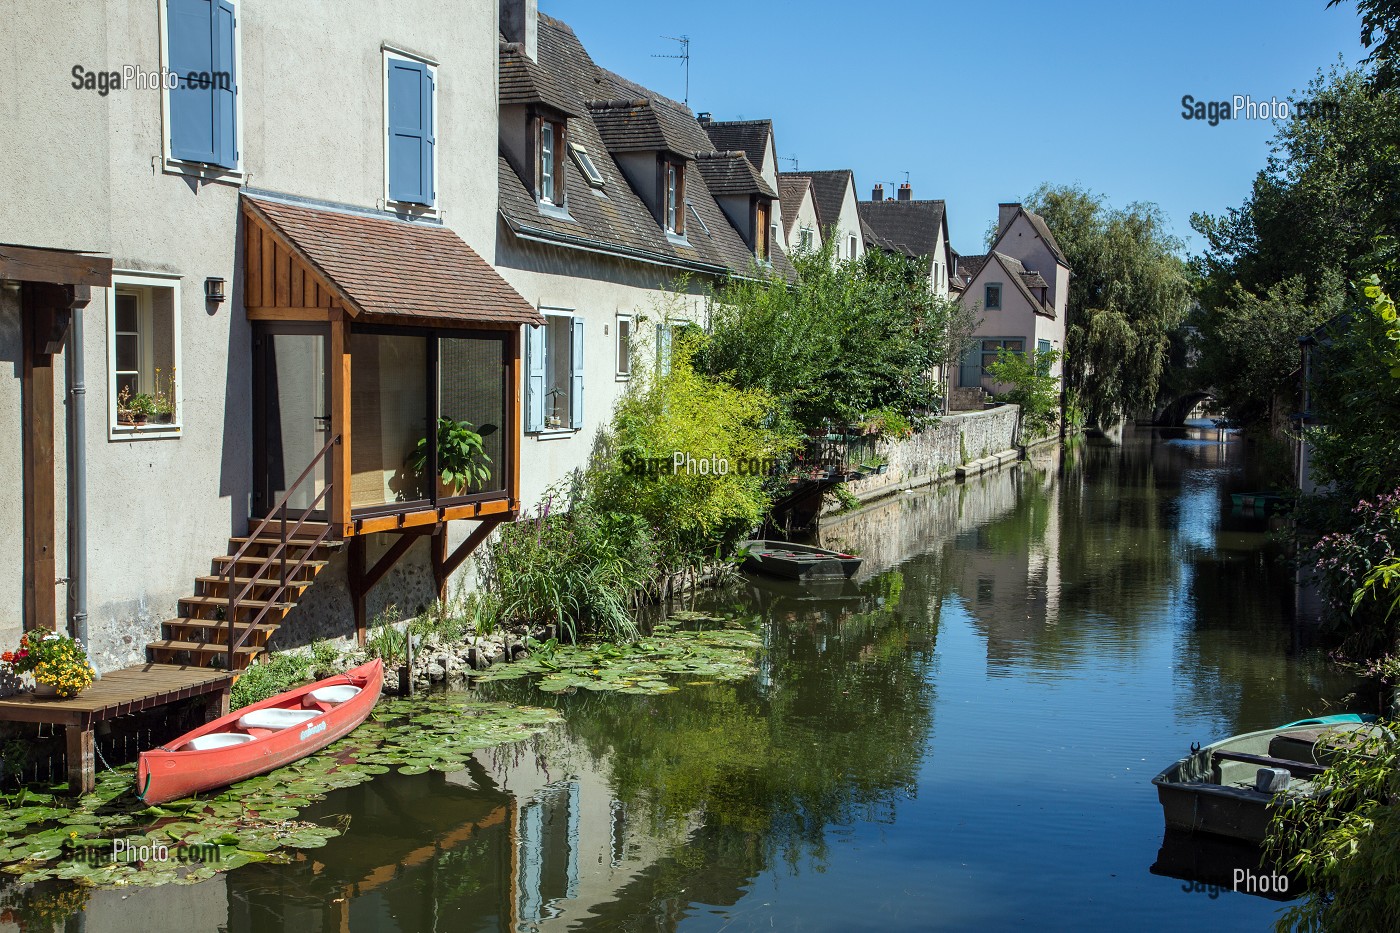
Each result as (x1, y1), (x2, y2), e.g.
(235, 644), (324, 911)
(568, 142), (605, 189)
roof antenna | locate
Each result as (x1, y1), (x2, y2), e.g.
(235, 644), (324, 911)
(779, 155), (799, 171)
(652, 35), (691, 107)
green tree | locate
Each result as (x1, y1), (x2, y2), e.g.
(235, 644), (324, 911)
(986, 346), (1061, 439)
(1025, 185), (1194, 427)
(1191, 274), (1345, 428)
(1329, 0), (1400, 90)
(700, 239), (954, 430)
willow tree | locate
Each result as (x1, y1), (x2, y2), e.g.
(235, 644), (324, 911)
(1024, 185), (1194, 427)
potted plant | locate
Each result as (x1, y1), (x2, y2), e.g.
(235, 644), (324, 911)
(1, 630), (96, 698)
(126, 392), (157, 425)
(410, 417), (492, 497)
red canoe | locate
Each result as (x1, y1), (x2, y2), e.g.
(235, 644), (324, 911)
(137, 659), (383, 804)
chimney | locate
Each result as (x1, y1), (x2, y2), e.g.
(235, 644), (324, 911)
(897, 183), (912, 201)
(697, 112), (712, 127)
(872, 183), (884, 201)
(998, 202), (1020, 233)
(500, 0), (538, 61)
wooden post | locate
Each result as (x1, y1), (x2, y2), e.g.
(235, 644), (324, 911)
(349, 535), (367, 646)
(65, 724), (95, 795)
(206, 687), (230, 723)
(432, 527), (449, 603)
(508, 327), (522, 514)
(330, 312), (353, 539)
(21, 283), (62, 632)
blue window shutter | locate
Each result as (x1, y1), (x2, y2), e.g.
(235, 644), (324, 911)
(959, 342), (982, 388)
(525, 324), (545, 432)
(569, 317), (584, 430)
(212, 0), (237, 167)
(420, 67), (435, 204)
(167, 0), (216, 163)
(388, 59), (431, 205)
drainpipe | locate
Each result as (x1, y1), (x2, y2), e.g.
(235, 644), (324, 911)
(66, 305), (90, 657)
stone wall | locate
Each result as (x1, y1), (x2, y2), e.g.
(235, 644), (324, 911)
(838, 404), (1020, 506)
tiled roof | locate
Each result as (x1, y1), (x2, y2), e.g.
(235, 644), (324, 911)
(587, 98), (695, 155)
(777, 174), (813, 236)
(703, 120), (771, 169)
(858, 198), (947, 260)
(694, 151), (777, 198)
(499, 42), (580, 116)
(994, 206), (1069, 268)
(243, 195), (542, 326)
(805, 169), (856, 234)
(956, 253), (988, 282)
(496, 13), (794, 283)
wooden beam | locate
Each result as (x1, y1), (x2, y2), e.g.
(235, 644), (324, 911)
(509, 327), (523, 508)
(330, 313), (352, 538)
(363, 531), (426, 594)
(246, 306), (333, 321)
(349, 536), (367, 646)
(21, 283), (59, 632)
(65, 724), (95, 795)
(432, 529), (449, 603)
(0, 245), (111, 288)
(441, 517), (505, 581)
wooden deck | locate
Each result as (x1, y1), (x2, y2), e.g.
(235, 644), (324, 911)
(0, 663), (233, 793)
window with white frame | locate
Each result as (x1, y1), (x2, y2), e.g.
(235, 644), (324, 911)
(109, 275), (182, 435)
(799, 227), (813, 251)
(616, 315), (632, 377)
(525, 313), (583, 432)
(663, 160), (685, 235)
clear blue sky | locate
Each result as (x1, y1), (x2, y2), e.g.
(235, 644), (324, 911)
(539, 0), (1366, 257)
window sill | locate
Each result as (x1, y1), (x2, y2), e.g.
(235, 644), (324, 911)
(163, 158), (243, 186)
(616, 371), (631, 382)
(537, 200), (574, 222)
(110, 422), (182, 442)
(385, 198), (441, 220)
(529, 427), (579, 440)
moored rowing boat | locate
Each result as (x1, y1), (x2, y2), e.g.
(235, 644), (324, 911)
(137, 659), (383, 804)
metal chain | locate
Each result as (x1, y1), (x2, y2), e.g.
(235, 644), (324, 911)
(93, 736), (117, 773)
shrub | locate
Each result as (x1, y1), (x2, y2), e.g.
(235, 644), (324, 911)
(1312, 489), (1400, 662)
(987, 347), (1061, 439)
(231, 653), (313, 710)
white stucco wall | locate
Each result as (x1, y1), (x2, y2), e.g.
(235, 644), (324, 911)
(1, 0), (504, 670)
(494, 231), (711, 510)
(787, 189), (822, 255)
(833, 178), (865, 262)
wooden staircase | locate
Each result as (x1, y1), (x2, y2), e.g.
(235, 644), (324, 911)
(146, 526), (341, 670)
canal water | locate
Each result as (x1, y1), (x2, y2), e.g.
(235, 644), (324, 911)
(34, 424), (1367, 931)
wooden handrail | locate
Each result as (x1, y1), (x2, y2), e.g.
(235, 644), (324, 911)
(224, 434), (340, 670)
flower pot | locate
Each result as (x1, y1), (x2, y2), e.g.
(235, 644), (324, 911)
(132, 413), (149, 425)
(33, 682), (61, 698)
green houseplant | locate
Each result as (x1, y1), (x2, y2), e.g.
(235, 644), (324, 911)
(411, 417), (492, 495)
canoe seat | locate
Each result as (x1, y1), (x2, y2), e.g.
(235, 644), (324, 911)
(237, 708), (320, 731)
(302, 685), (361, 708)
(185, 732), (255, 751)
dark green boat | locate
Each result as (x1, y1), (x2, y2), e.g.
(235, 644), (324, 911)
(738, 540), (862, 580)
(1152, 716), (1381, 843)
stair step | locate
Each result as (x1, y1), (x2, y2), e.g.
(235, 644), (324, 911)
(210, 555), (329, 572)
(148, 640), (264, 658)
(195, 575), (314, 590)
(163, 618), (280, 640)
(228, 536), (333, 551)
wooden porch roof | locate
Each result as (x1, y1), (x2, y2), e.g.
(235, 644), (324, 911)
(241, 195), (542, 327)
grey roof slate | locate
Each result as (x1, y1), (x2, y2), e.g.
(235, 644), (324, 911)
(587, 99), (694, 155)
(499, 41), (580, 116)
(496, 14), (794, 282)
(694, 151), (777, 198)
(777, 174), (812, 236)
(804, 170), (856, 235)
(858, 199), (947, 260)
(703, 120), (771, 169)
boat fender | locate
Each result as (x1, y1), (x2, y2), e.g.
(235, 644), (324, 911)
(1256, 767), (1291, 793)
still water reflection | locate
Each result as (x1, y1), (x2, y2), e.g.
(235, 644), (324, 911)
(55, 426), (1366, 931)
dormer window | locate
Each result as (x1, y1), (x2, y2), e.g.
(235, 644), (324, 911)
(755, 200), (771, 262)
(569, 142), (605, 189)
(664, 159), (686, 235)
(539, 118), (565, 205)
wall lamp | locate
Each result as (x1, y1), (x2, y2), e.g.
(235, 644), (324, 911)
(204, 276), (226, 303)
